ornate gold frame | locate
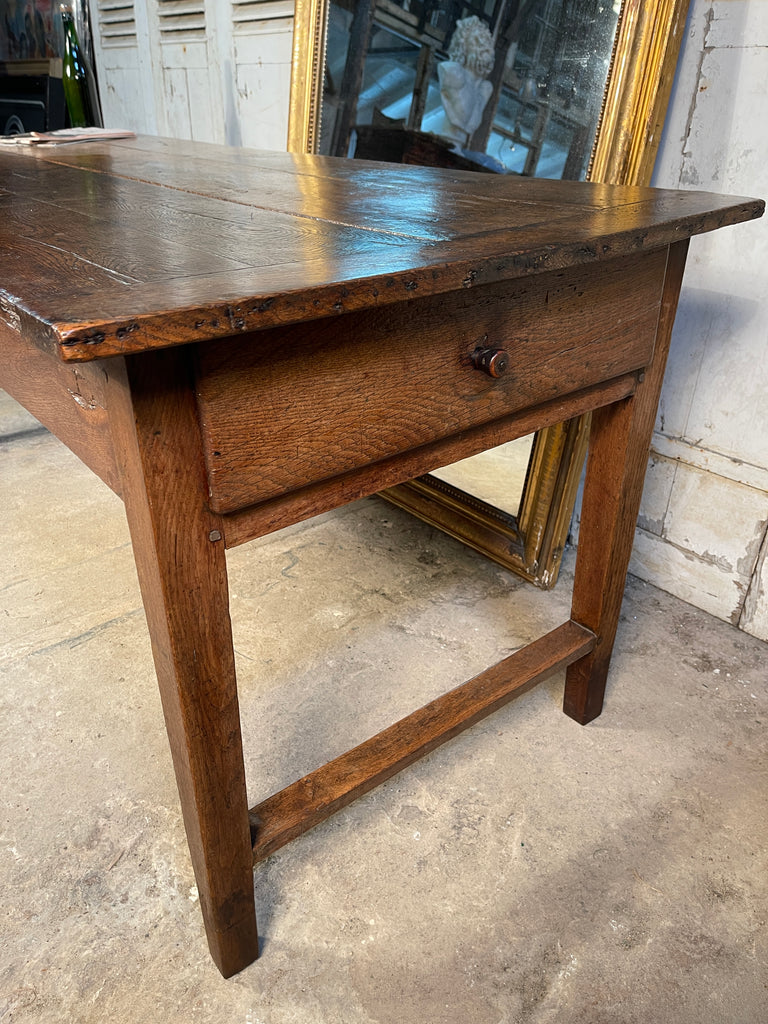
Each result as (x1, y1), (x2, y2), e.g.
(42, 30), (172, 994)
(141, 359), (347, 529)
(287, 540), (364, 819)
(288, 0), (691, 586)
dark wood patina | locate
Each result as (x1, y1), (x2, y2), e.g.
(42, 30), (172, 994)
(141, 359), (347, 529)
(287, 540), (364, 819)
(0, 135), (762, 976)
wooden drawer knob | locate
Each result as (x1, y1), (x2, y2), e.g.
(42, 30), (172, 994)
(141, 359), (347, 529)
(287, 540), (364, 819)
(471, 346), (510, 378)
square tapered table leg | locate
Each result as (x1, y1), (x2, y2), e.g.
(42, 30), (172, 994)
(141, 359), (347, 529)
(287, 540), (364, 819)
(107, 349), (259, 977)
(564, 240), (689, 725)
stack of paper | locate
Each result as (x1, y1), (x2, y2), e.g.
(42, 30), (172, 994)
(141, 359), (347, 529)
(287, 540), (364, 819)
(0, 128), (136, 146)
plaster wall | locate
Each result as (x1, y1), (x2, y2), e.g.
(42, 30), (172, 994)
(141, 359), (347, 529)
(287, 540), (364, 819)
(638, 0), (768, 639)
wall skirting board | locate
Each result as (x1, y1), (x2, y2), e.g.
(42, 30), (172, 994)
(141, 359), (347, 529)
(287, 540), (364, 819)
(630, 435), (768, 639)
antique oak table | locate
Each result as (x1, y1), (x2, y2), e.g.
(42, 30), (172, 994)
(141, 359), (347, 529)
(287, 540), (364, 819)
(0, 136), (762, 976)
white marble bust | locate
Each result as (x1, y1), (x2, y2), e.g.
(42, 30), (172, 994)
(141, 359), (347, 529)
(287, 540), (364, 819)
(436, 16), (495, 146)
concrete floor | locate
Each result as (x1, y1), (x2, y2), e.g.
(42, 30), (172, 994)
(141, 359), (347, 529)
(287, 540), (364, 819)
(1, 389), (766, 1023)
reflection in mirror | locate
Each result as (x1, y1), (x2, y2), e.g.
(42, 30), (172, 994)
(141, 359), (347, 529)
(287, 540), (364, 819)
(430, 436), (534, 516)
(319, 0), (620, 181)
(289, 0), (689, 587)
(316, 0), (620, 571)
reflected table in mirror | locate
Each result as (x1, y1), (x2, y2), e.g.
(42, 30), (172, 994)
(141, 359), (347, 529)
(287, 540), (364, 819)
(0, 136), (762, 976)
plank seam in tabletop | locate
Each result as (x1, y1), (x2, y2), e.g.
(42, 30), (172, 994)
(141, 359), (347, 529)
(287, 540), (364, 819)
(19, 140), (638, 212)
(6, 220), (763, 363)
(13, 144), (763, 241)
(1, 146), (626, 250)
(0, 143), (762, 365)
(17, 138), (760, 218)
(1, 140), (764, 977)
(15, 135), (721, 215)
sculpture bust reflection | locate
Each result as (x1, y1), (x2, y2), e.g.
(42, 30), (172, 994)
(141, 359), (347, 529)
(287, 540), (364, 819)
(436, 16), (494, 145)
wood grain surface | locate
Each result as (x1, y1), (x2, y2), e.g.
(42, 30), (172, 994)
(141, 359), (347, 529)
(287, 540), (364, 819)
(0, 320), (120, 492)
(250, 620), (596, 862)
(2, 138), (763, 977)
(105, 349), (259, 976)
(564, 240), (691, 724)
(0, 136), (762, 361)
(219, 372), (639, 548)
(196, 249), (665, 513)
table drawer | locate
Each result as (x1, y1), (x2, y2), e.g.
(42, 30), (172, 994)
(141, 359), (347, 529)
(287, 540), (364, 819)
(196, 249), (667, 514)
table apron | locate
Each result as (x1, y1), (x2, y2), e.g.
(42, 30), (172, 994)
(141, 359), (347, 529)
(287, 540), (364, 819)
(195, 249), (667, 521)
(0, 321), (121, 495)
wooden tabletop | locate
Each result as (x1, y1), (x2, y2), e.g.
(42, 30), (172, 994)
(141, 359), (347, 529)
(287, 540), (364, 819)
(0, 135), (762, 362)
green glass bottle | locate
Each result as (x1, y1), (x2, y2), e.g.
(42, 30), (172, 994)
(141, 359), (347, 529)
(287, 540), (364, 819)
(60, 5), (98, 128)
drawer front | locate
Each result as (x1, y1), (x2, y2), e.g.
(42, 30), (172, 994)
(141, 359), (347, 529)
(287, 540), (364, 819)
(196, 249), (666, 514)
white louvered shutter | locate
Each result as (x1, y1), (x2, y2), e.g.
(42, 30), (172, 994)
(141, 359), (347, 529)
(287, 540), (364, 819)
(90, 0), (295, 148)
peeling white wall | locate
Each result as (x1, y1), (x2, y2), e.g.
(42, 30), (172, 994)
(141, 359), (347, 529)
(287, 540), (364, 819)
(634, 0), (768, 639)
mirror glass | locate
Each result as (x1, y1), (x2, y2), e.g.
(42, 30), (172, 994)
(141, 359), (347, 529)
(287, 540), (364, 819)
(316, 0), (621, 517)
(320, 1), (620, 180)
(430, 436), (534, 516)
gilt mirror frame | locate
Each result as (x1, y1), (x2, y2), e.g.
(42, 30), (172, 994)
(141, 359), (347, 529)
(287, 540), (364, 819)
(288, 0), (690, 587)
